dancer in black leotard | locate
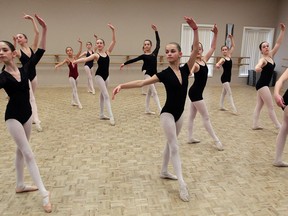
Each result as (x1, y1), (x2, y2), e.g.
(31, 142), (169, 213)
(187, 24), (223, 151)
(120, 25), (162, 114)
(79, 35), (98, 95)
(252, 23), (285, 130)
(55, 39), (83, 109)
(216, 34), (237, 114)
(273, 68), (288, 167)
(0, 15), (51, 213)
(73, 24), (116, 126)
(14, 14), (43, 132)
(112, 17), (199, 202)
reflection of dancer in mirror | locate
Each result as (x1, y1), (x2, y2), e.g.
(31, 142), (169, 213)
(14, 14), (43, 132)
(252, 23), (285, 130)
(216, 34), (237, 114)
(0, 15), (52, 213)
(187, 24), (223, 151)
(73, 24), (116, 125)
(79, 34), (98, 95)
(273, 68), (288, 167)
(55, 39), (83, 109)
(120, 24), (162, 114)
(113, 17), (199, 202)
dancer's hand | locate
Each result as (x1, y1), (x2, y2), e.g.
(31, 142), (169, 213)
(108, 23), (115, 31)
(112, 85), (121, 100)
(77, 38), (82, 44)
(35, 14), (47, 29)
(120, 64), (125, 70)
(23, 14), (34, 21)
(211, 24), (218, 34)
(184, 16), (197, 30)
(274, 94), (285, 108)
(151, 24), (158, 31)
(280, 23), (286, 31)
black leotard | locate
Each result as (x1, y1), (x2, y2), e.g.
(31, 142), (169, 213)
(188, 62), (208, 102)
(19, 48), (37, 81)
(123, 31), (160, 77)
(0, 49), (45, 124)
(255, 60), (275, 90)
(156, 63), (190, 122)
(85, 51), (94, 69)
(220, 58), (232, 83)
(95, 53), (110, 81)
(282, 89), (288, 110)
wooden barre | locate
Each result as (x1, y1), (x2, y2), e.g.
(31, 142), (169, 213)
(33, 54), (250, 67)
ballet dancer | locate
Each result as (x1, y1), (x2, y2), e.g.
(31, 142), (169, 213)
(73, 24), (116, 125)
(55, 39), (83, 109)
(252, 23), (285, 130)
(14, 14), (43, 132)
(79, 34), (98, 95)
(120, 24), (162, 114)
(273, 68), (288, 167)
(112, 16), (199, 202)
(215, 34), (237, 114)
(187, 24), (223, 151)
(0, 15), (51, 213)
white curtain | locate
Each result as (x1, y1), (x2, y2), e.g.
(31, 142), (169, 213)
(239, 27), (274, 77)
(181, 24), (214, 76)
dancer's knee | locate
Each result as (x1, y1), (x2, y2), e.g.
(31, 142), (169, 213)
(102, 92), (110, 101)
(16, 147), (23, 158)
(169, 143), (179, 156)
(22, 150), (35, 163)
(202, 115), (210, 122)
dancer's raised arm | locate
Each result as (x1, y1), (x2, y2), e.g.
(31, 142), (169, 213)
(184, 16), (199, 70)
(106, 24), (116, 54)
(203, 24), (218, 62)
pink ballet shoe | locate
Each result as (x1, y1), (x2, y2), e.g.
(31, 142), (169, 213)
(15, 185), (38, 193)
(43, 191), (52, 213)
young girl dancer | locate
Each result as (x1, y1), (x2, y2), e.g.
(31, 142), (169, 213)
(79, 34), (98, 95)
(215, 34), (237, 114)
(14, 14), (42, 132)
(273, 68), (288, 167)
(252, 23), (285, 130)
(112, 16), (199, 202)
(73, 24), (116, 125)
(187, 24), (223, 151)
(120, 24), (162, 114)
(0, 15), (51, 213)
(55, 39), (83, 109)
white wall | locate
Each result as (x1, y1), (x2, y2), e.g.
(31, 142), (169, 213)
(0, 0), (284, 87)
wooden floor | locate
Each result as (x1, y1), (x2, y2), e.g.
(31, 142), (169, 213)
(1, 84), (288, 216)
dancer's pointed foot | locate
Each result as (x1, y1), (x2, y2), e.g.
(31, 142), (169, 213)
(43, 191), (52, 213)
(110, 118), (115, 126)
(179, 184), (190, 202)
(215, 141), (224, 151)
(36, 123), (43, 132)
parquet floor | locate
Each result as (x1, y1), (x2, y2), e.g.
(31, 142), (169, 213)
(1, 84), (288, 216)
